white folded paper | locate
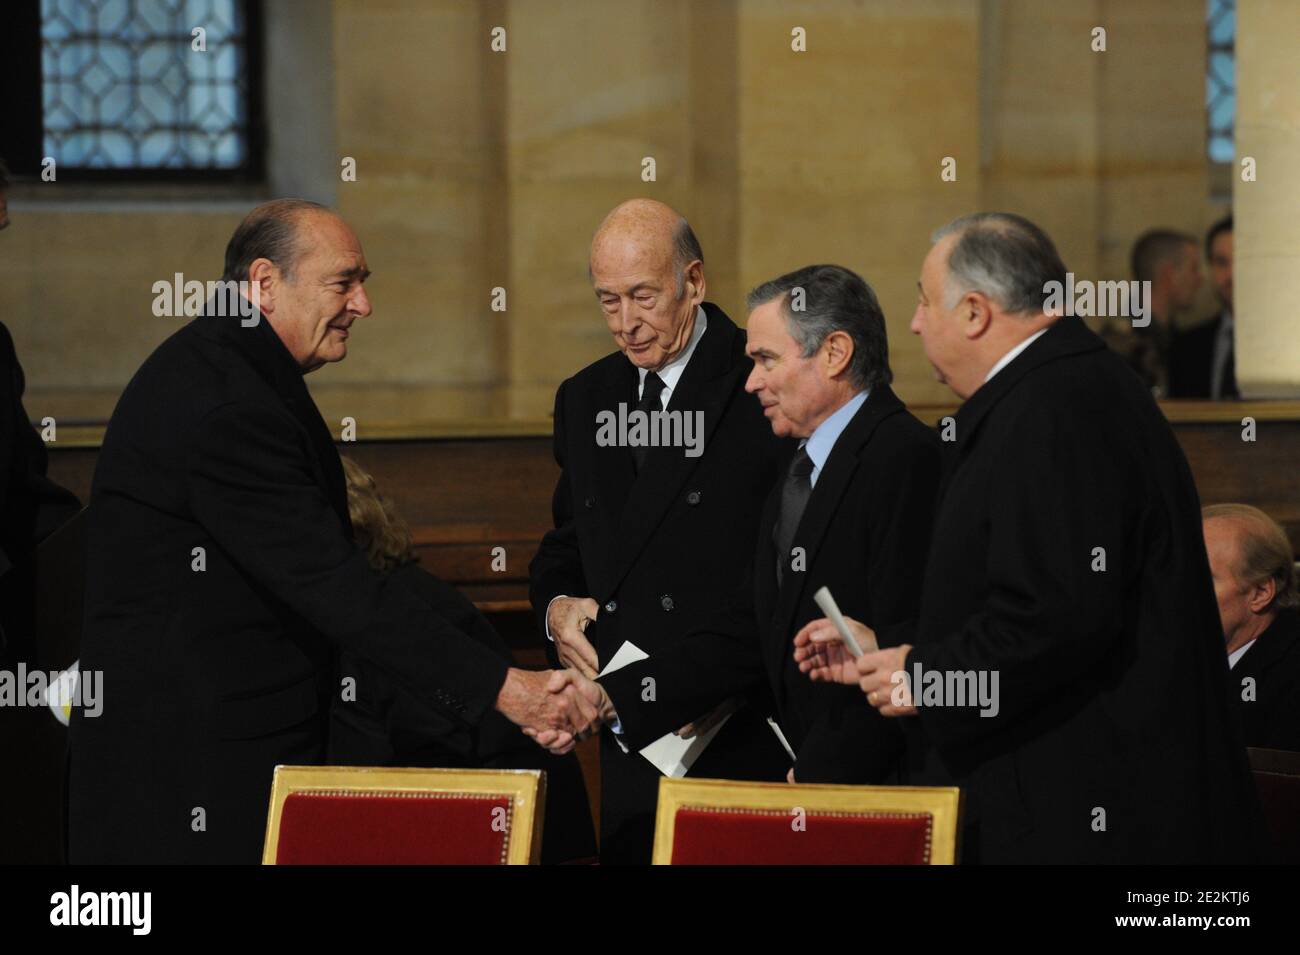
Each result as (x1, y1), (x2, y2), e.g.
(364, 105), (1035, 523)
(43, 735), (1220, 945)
(766, 717), (796, 762)
(812, 586), (878, 656)
(599, 641), (732, 778)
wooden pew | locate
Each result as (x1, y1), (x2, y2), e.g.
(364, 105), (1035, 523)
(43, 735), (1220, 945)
(40, 400), (1300, 834)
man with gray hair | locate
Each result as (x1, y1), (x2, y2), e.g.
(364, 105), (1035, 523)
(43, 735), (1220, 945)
(529, 198), (790, 863)
(797, 213), (1262, 862)
(1203, 503), (1300, 752)
(70, 199), (601, 863)
(554, 264), (943, 790)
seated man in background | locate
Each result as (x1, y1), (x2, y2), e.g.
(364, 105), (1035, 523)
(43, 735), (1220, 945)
(329, 456), (597, 864)
(1101, 228), (1201, 398)
(1203, 503), (1300, 752)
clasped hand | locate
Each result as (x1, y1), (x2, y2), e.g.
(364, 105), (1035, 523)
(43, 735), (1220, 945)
(519, 669), (616, 755)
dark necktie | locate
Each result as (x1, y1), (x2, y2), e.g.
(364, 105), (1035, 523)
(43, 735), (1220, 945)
(773, 446), (814, 589)
(632, 371), (667, 473)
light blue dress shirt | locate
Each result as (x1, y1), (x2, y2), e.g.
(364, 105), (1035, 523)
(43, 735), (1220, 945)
(801, 389), (870, 487)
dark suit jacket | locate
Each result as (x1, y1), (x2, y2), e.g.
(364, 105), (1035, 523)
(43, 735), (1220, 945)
(1229, 609), (1300, 753)
(901, 316), (1262, 863)
(1169, 313), (1236, 399)
(329, 561), (597, 864)
(0, 320), (80, 658)
(529, 302), (790, 863)
(601, 385), (943, 784)
(69, 312), (509, 863)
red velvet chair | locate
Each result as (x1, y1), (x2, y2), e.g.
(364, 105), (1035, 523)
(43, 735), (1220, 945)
(262, 766), (545, 864)
(652, 777), (961, 865)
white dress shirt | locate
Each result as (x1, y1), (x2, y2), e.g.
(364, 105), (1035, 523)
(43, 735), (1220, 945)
(984, 328), (1049, 384)
(637, 305), (708, 406)
(802, 389), (870, 488)
(1228, 639), (1256, 670)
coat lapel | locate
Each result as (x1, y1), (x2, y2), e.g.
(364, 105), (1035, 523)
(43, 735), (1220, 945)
(591, 361), (639, 518)
(953, 316), (1105, 460)
(608, 304), (745, 593)
(1236, 610), (1300, 680)
(765, 386), (907, 683)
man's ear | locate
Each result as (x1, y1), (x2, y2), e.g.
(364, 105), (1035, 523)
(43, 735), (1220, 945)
(962, 291), (994, 340)
(246, 258), (278, 316)
(822, 329), (854, 380)
(1248, 578), (1277, 615)
(683, 260), (706, 306)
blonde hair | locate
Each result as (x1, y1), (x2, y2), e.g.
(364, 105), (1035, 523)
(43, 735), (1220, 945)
(341, 455), (417, 573)
(1203, 503), (1299, 610)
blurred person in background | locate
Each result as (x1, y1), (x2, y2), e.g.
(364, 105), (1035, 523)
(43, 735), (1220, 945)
(330, 455), (597, 863)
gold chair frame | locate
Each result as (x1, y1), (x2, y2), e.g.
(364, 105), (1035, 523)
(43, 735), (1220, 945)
(262, 765), (546, 865)
(652, 776), (962, 865)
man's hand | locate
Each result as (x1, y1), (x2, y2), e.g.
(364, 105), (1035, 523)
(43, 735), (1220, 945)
(675, 697), (741, 738)
(495, 667), (602, 752)
(786, 767), (796, 784)
(857, 645), (917, 718)
(792, 615), (877, 685)
(522, 669), (616, 755)
(548, 596), (601, 678)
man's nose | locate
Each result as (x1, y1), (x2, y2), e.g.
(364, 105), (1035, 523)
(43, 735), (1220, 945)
(744, 364), (761, 393)
(352, 284), (373, 318)
(619, 301), (641, 335)
(910, 307), (923, 335)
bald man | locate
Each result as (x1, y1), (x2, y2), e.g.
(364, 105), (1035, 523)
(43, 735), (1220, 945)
(529, 199), (790, 863)
(1203, 504), (1300, 752)
(70, 199), (600, 863)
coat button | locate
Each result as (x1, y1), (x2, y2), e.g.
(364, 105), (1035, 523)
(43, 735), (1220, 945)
(604, 600), (618, 613)
(660, 595), (674, 611)
(585, 496), (596, 509)
(686, 490), (701, 505)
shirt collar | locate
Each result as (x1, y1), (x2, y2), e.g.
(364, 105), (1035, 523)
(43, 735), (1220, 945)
(1228, 639), (1256, 669)
(640, 305), (707, 396)
(803, 389), (870, 480)
(984, 327), (1049, 384)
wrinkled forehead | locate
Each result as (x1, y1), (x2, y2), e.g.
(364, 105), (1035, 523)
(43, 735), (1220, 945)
(590, 231), (674, 281)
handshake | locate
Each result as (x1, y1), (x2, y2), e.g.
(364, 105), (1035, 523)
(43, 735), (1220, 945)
(495, 667), (617, 755)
